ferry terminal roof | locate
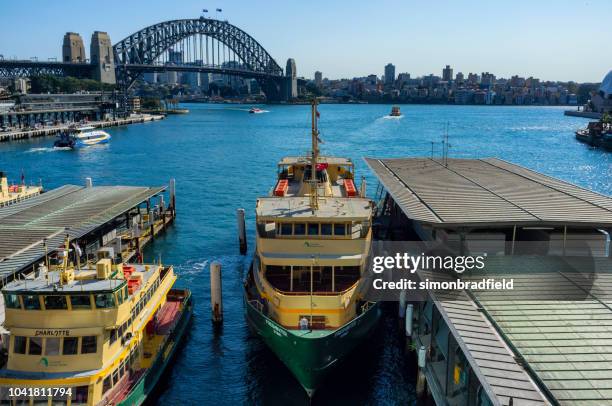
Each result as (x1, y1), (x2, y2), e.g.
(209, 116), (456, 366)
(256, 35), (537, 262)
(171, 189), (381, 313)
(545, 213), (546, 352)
(365, 157), (612, 228)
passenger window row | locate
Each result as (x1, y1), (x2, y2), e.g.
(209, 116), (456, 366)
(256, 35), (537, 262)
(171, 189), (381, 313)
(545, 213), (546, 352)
(276, 222), (350, 237)
(13, 335), (97, 356)
(4, 285), (129, 311)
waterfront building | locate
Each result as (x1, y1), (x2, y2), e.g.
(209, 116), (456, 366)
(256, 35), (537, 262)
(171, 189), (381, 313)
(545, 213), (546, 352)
(442, 65), (453, 82)
(467, 72), (479, 85)
(62, 32), (86, 63)
(384, 63), (395, 86)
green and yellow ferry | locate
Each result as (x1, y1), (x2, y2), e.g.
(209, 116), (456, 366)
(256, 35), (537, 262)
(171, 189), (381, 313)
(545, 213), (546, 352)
(244, 100), (381, 397)
(0, 242), (192, 405)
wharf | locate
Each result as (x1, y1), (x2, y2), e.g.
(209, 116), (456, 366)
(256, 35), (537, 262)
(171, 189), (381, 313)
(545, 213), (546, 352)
(0, 178), (176, 284)
(564, 110), (602, 119)
(0, 114), (164, 143)
(366, 157), (612, 405)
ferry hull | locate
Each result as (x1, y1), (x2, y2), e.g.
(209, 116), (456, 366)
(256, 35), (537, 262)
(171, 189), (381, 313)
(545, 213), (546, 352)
(245, 295), (381, 396)
(117, 290), (193, 406)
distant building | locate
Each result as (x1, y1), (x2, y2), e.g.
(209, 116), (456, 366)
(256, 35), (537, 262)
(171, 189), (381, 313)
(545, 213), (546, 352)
(128, 96), (141, 112)
(13, 78), (30, 94)
(384, 63), (395, 86)
(397, 73), (411, 88)
(314, 71), (322, 87)
(442, 65), (453, 82)
(589, 70), (612, 113)
(62, 32), (86, 63)
(481, 72), (496, 87)
(285, 58), (298, 99)
(168, 49), (183, 64)
(455, 72), (464, 84)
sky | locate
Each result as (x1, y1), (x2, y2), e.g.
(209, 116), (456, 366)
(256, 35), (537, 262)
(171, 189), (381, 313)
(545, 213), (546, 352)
(0, 0), (611, 83)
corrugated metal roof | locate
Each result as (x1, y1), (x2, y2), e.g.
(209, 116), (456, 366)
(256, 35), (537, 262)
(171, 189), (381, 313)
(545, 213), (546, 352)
(461, 256), (612, 404)
(432, 289), (549, 405)
(365, 157), (612, 227)
(0, 184), (165, 280)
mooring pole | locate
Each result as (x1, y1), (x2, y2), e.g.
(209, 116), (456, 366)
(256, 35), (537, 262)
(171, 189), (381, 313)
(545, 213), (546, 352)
(210, 261), (223, 324)
(237, 208), (247, 255)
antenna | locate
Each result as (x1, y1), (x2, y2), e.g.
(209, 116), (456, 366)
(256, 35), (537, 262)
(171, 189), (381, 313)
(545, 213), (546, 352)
(309, 99), (320, 211)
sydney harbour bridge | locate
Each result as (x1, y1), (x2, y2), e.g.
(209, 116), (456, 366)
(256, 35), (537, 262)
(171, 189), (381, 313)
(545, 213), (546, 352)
(0, 17), (300, 102)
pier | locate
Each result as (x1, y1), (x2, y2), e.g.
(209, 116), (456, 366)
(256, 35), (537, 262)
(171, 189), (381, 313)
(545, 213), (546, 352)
(367, 157), (612, 405)
(0, 179), (176, 284)
(0, 114), (164, 143)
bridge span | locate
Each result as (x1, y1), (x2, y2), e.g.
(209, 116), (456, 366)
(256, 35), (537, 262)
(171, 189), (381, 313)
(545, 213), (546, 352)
(0, 17), (298, 102)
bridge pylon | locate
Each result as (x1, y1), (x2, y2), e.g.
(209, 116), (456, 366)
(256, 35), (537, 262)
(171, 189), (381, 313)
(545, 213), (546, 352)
(91, 31), (116, 84)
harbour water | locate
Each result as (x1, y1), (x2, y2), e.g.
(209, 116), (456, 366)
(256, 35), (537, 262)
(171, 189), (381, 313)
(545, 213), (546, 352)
(0, 104), (609, 405)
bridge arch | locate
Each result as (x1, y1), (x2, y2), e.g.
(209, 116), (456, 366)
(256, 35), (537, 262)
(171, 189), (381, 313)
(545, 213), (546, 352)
(113, 18), (283, 77)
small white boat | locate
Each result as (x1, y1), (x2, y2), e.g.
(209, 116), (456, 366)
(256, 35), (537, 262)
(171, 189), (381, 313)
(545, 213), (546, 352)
(249, 107), (264, 114)
(73, 126), (111, 147)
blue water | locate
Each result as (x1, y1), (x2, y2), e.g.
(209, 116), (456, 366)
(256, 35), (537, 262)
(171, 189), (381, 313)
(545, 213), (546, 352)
(0, 104), (610, 405)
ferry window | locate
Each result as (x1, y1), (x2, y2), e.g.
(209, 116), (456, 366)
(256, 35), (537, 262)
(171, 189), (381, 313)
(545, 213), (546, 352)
(95, 293), (116, 309)
(81, 336), (97, 354)
(110, 329), (117, 344)
(112, 368), (120, 385)
(102, 376), (112, 394)
(22, 294), (41, 310)
(4, 294), (21, 309)
(28, 337), (42, 355)
(334, 223), (346, 236)
(63, 337), (78, 355)
(123, 286), (129, 301)
(72, 386), (88, 405)
(116, 291), (124, 305)
(321, 223), (333, 236)
(281, 223), (293, 235)
(44, 295), (68, 310)
(70, 295), (92, 310)
(45, 338), (60, 355)
(13, 336), (26, 354)
(294, 223), (305, 235)
(308, 223), (319, 235)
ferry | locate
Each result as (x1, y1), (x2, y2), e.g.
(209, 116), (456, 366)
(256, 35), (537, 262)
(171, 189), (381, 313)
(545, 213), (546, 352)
(244, 99), (380, 397)
(0, 240), (193, 405)
(0, 171), (42, 208)
(575, 116), (612, 150)
(249, 107), (264, 114)
(54, 126), (111, 149)
(389, 106), (402, 117)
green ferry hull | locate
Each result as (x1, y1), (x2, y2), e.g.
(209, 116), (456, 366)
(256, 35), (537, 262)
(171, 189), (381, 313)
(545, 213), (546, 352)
(117, 291), (193, 406)
(245, 297), (381, 396)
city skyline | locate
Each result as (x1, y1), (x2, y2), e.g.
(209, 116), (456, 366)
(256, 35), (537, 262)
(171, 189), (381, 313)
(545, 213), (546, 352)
(0, 0), (611, 83)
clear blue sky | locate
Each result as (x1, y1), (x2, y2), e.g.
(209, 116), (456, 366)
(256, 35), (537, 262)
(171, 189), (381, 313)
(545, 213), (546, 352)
(1, 0), (610, 82)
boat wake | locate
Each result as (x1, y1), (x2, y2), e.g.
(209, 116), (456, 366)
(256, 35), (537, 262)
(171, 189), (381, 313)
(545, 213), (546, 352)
(382, 115), (403, 120)
(26, 147), (72, 153)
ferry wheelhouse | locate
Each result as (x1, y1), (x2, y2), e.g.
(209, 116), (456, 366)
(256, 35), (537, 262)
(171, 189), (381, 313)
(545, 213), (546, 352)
(244, 100), (380, 396)
(0, 244), (192, 405)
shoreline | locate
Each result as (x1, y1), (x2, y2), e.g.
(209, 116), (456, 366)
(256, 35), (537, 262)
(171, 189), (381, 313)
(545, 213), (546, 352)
(0, 114), (165, 143)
